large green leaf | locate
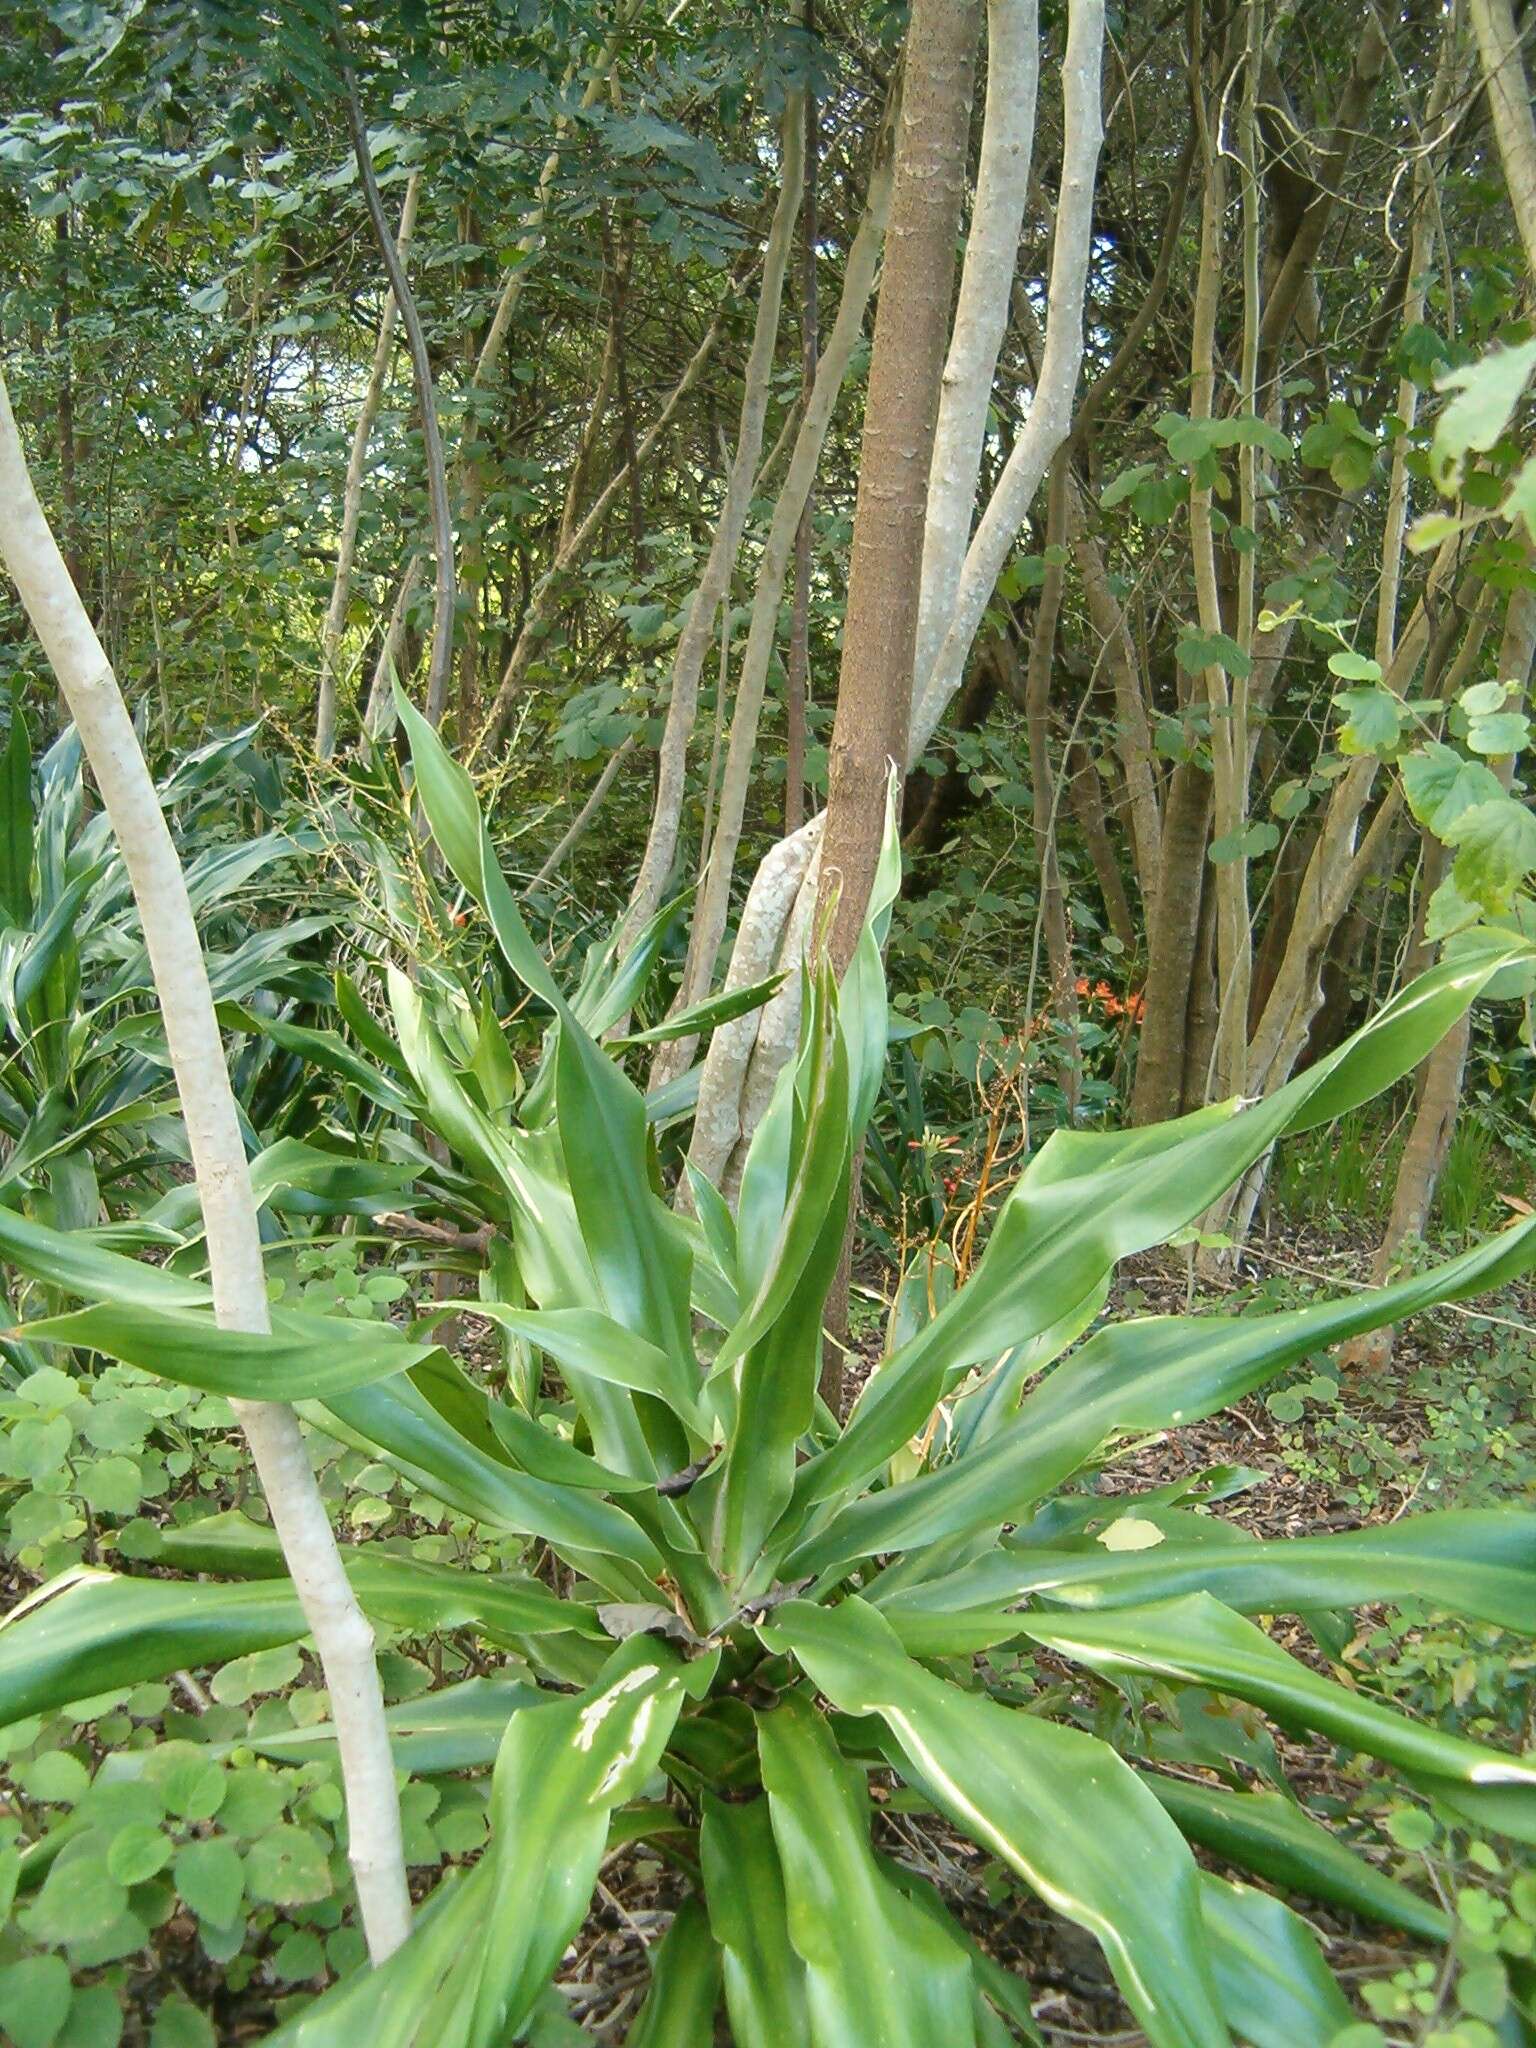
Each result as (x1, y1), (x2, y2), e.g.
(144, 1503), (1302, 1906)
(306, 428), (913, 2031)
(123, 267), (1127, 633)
(243, 1677), (545, 1775)
(614, 973), (786, 1047)
(798, 1216), (1536, 1580)
(147, 1509), (601, 1636)
(763, 1599), (1229, 2048)
(1024, 1594), (1536, 1841)
(0, 702), (33, 925)
(1146, 1777), (1449, 1942)
(882, 1863), (1042, 2046)
(23, 1296), (441, 1400)
(309, 1377), (666, 1577)
(699, 1795), (809, 2048)
(0, 1569), (311, 1729)
(710, 965), (851, 1586)
(1199, 1877), (1351, 2048)
(624, 1900), (723, 2047)
(387, 968), (520, 1204)
(399, 685), (698, 1432)
(216, 1002), (415, 1112)
(0, 1203), (207, 1309)
(757, 1690), (979, 2047)
(456, 1303), (708, 1434)
(394, 685), (563, 1013)
(570, 889), (689, 1041)
(787, 943), (1533, 1525)
(0, 1549), (598, 1734)
(270, 1641), (704, 2047)
(877, 1509), (1536, 1653)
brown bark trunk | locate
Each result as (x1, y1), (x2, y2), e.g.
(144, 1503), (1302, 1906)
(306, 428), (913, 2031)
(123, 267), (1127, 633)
(1180, 863), (1219, 1115)
(1064, 741), (1136, 952)
(815, 0), (980, 1416)
(1248, 819), (1314, 1034)
(1131, 759), (1212, 1124)
(817, 0), (982, 976)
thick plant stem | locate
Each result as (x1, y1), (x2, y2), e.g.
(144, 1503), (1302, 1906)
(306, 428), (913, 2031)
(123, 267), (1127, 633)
(819, 0), (982, 969)
(655, 147), (896, 1078)
(913, 0), (1039, 701)
(0, 370), (412, 1964)
(684, 816), (824, 1190)
(910, 0), (1105, 756)
(317, 172), (420, 760)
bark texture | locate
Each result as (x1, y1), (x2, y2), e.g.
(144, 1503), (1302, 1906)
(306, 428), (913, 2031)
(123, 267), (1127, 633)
(818, 0), (982, 971)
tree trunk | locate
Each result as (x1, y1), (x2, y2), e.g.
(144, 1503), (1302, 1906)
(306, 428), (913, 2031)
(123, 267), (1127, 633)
(818, 0), (982, 970)
(1180, 864), (1220, 1116)
(0, 369), (411, 1962)
(909, 0), (1105, 755)
(1131, 760), (1212, 1124)
(653, 147), (897, 1078)
(681, 0), (1107, 1183)
(1065, 742), (1136, 950)
(913, 0), (1040, 702)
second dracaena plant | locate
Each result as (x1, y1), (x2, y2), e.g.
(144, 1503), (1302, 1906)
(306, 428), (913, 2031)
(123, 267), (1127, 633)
(6, 697), (1536, 2044)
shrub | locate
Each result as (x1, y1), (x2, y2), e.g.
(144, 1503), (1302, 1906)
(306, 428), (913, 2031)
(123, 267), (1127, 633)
(3, 703), (1536, 2045)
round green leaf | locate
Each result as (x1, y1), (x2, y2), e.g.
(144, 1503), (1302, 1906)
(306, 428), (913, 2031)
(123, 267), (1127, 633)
(244, 1824), (333, 1906)
(149, 1998), (216, 2048)
(271, 1928), (326, 1981)
(0, 1956), (72, 2048)
(106, 1822), (173, 1886)
(19, 1751), (90, 1805)
(172, 1837), (245, 1928)
(144, 1745), (225, 1822)
(77, 1456), (143, 1517)
(1456, 1962), (1508, 2022)
(1384, 1806), (1436, 1851)
(57, 1983), (123, 2048)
